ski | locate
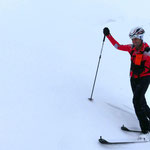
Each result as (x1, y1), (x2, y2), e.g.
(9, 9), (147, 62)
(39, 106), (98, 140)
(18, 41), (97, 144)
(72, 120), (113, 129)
(99, 136), (148, 144)
(121, 125), (141, 133)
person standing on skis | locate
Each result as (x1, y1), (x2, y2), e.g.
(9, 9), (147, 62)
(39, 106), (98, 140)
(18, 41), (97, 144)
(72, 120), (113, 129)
(103, 27), (150, 139)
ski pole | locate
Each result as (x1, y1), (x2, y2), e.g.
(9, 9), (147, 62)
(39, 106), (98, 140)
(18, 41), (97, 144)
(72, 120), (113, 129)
(88, 35), (106, 101)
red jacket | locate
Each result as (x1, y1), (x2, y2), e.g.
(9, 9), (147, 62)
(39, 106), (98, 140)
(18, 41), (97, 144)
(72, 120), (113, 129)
(106, 34), (150, 78)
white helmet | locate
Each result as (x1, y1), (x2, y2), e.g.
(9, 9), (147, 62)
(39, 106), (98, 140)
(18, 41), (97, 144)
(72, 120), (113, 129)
(129, 27), (145, 40)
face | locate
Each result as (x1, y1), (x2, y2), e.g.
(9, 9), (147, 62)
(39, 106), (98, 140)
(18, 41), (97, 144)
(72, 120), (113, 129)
(132, 38), (142, 48)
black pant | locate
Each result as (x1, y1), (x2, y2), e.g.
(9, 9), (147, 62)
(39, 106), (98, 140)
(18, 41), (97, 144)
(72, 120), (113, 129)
(130, 76), (150, 133)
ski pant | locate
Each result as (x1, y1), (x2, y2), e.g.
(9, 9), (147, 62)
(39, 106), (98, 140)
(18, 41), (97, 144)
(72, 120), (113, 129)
(130, 76), (150, 133)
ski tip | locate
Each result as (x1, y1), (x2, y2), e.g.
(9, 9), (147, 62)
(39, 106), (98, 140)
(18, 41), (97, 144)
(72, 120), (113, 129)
(99, 136), (109, 144)
(121, 125), (130, 131)
(121, 124), (126, 128)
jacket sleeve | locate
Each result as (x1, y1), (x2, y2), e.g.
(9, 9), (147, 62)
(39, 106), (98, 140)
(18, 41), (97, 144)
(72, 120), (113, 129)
(106, 34), (132, 53)
(143, 51), (150, 69)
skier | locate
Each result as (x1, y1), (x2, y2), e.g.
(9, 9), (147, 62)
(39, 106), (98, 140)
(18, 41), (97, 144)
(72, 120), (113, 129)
(103, 27), (150, 140)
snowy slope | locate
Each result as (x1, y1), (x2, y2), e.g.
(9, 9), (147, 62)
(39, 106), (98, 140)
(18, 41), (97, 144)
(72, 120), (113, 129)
(0, 0), (150, 150)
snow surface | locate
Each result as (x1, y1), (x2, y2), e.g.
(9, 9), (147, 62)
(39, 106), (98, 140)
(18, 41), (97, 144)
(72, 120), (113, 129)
(0, 0), (150, 149)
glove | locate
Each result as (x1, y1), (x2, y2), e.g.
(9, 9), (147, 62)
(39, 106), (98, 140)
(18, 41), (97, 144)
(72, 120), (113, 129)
(103, 27), (110, 36)
(144, 47), (150, 52)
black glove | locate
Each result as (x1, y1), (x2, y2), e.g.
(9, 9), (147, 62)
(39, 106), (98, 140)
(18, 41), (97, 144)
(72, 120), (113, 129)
(144, 47), (150, 52)
(103, 27), (110, 36)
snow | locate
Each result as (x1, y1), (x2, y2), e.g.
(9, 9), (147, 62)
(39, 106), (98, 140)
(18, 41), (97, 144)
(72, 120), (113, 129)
(0, 0), (150, 149)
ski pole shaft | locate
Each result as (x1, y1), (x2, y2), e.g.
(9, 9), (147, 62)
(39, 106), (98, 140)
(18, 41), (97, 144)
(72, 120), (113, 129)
(88, 35), (106, 101)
